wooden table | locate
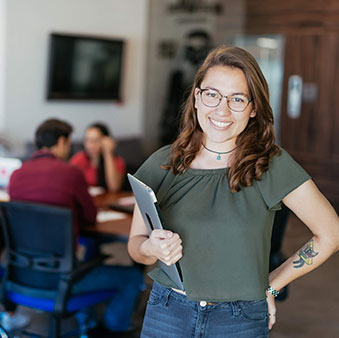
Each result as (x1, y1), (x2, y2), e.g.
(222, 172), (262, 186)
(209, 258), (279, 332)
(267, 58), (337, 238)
(81, 191), (134, 238)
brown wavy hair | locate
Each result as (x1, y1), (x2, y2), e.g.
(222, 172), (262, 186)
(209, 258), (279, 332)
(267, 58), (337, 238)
(164, 45), (281, 192)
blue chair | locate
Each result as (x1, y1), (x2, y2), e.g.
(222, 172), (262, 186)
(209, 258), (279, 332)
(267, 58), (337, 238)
(0, 201), (116, 338)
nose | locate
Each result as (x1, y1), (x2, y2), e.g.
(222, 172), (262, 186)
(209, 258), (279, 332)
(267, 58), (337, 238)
(215, 97), (231, 116)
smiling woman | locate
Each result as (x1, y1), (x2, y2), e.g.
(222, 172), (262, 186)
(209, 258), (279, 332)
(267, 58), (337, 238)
(127, 46), (339, 338)
(194, 66), (256, 163)
(168, 46), (280, 192)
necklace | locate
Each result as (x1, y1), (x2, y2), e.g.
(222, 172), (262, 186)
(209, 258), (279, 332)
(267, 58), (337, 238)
(202, 144), (237, 160)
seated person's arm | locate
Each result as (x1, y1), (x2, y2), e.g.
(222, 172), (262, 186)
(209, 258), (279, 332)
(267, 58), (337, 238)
(101, 136), (125, 192)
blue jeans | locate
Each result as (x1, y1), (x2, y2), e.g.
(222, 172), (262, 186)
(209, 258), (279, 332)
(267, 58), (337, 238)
(141, 282), (269, 338)
(72, 265), (144, 331)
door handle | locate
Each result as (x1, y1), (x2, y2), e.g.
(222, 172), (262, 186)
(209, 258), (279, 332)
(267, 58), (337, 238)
(287, 75), (303, 119)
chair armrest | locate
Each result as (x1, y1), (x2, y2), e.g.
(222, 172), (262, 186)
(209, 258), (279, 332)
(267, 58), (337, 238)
(54, 254), (109, 314)
(68, 254), (109, 282)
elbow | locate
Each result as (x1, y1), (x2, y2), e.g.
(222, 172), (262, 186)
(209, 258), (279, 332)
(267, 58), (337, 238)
(315, 233), (339, 254)
(127, 237), (141, 263)
(127, 238), (134, 259)
(335, 239), (339, 253)
(328, 230), (339, 253)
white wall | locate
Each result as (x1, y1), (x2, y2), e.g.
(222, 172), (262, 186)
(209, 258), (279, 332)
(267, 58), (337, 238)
(3, 0), (148, 155)
(145, 0), (216, 151)
(144, 0), (245, 152)
(0, 0), (6, 132)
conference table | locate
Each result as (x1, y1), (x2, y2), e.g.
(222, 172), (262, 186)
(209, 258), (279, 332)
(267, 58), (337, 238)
(81, 191), (135, 238)
(0, 188), (135, 238)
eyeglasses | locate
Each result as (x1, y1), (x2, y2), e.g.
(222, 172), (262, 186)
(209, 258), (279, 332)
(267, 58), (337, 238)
(198, 87), (253, 112)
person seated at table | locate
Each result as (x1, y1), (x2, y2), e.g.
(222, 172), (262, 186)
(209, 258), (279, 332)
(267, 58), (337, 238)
(70, 123), (125, 192)
(8, 118), (143, 336)
(0, 266), (30, 332)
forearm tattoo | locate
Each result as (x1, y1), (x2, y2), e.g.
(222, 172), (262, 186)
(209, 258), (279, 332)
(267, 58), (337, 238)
(293, 239), (319, 268)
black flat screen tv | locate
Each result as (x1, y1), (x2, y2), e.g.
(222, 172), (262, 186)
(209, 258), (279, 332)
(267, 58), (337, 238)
(47, 33), (124, 101)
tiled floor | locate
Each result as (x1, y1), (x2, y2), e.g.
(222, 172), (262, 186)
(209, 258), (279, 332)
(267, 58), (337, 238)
(4, 213), (339, 337)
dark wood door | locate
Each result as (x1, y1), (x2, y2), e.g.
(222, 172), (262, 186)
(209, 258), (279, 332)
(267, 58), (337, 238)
(280, 34), (339, 211)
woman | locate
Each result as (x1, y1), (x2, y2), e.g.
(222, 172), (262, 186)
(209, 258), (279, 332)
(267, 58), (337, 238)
(70, 123), (125, 192)
(127, 46), (339, 337)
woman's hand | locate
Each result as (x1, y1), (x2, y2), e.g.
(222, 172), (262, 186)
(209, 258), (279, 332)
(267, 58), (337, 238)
(266, 291), (277, 330)
(142, 230), (183, 265)
(101, 136), (116, 155)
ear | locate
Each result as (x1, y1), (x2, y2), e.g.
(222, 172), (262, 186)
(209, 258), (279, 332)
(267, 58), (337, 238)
(194, 87), (200, 109)
(57, 135), (66, 147)
(250, 110), (256, 118)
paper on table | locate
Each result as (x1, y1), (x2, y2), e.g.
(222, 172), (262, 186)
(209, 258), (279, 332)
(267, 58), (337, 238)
(117, 195), (135, 206)
(96, 210), (127, 222)
(0, 190), (9, 201)
(88, 186), (105, 197)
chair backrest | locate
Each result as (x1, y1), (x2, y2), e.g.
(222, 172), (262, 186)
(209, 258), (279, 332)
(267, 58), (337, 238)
(0, 201), (75, 290)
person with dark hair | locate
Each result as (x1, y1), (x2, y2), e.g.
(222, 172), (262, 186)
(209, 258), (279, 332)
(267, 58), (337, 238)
(127, 46), (339, 337)
(70, 123), (125, 192)
(0, 118), (75, 332)
(34, 118), (73, 150)
(8, 118), (143, 336)
(160, 29), (213, 145)
(9, 118), (93, 240)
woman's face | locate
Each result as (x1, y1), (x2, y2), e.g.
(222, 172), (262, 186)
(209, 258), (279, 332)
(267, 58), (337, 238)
(194, 65), (255, 149)
(84, 127), (103, 158)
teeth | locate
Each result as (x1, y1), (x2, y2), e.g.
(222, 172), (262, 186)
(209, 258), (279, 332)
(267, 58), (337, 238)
(210, 118), (232, 128)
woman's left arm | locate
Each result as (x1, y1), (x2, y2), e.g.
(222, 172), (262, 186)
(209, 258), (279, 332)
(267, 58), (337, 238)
(267, 178), (339, 328)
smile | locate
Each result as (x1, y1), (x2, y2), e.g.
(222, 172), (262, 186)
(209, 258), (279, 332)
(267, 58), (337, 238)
(209, 118), (232, 129)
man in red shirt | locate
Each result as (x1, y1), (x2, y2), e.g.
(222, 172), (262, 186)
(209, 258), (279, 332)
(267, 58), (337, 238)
(8, 119), (143, 337)
(9, 119), (96, 242)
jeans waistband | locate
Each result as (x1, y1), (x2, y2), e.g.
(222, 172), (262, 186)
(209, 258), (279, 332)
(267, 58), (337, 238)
(171, 287), (219, 305)
(152, 282), (243, 315)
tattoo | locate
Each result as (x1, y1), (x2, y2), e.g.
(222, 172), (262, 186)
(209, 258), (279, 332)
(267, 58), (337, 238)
(293, 239), (319, 268)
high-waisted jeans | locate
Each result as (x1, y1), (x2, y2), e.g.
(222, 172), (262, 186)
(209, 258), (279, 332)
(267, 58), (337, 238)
(141, 282), (269, 338)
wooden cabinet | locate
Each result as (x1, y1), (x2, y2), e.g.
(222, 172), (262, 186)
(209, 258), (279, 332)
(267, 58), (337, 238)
(244, 1), (339, 210)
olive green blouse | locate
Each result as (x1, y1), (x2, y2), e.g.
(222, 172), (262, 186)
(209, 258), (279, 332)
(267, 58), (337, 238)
(135, 145), (310, 302)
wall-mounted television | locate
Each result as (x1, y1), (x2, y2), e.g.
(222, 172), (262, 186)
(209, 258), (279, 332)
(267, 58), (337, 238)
(47, 33), (124, 101)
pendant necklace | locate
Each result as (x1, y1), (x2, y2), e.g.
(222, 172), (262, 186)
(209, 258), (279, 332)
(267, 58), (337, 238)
(202, 144), (237, 160)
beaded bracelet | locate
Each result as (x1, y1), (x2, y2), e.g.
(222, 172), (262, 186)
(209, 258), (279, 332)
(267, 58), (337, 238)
(266, 286), (280, 297)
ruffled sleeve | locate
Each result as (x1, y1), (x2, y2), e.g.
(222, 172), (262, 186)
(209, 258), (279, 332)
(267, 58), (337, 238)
(134, 145), (171, 193)
(255, 149), (311, 210)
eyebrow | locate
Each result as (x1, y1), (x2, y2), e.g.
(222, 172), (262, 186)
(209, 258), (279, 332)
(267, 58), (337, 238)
(203, 86), (250, 97)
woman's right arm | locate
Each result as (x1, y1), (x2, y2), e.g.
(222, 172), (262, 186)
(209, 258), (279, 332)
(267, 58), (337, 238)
(127, 204), (183, 266)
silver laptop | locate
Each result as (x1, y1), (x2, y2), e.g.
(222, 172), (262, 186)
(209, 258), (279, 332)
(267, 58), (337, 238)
(128, 173), (184, 291)
(0, 157), (22, 189)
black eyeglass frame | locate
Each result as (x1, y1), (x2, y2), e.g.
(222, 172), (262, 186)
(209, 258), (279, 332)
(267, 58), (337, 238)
(198, 87), (253, 112)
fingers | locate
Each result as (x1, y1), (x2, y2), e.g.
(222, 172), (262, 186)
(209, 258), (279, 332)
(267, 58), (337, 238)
(161, 252), (182, 266)
(149, 230), (183, 265)
(159, 237), (183, 265)
(266, 292), (277, 330)
(101, 136), (116, 153)
(161, 242), (183, 266)
(268, 312), (276, 330)
(152, 230), (174, 240)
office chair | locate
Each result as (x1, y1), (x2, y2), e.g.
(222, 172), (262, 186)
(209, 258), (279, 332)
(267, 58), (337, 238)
(0, 201), (116, 338)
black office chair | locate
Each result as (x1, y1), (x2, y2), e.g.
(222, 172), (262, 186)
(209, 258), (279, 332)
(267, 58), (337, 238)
(0, 201), (115, 338)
